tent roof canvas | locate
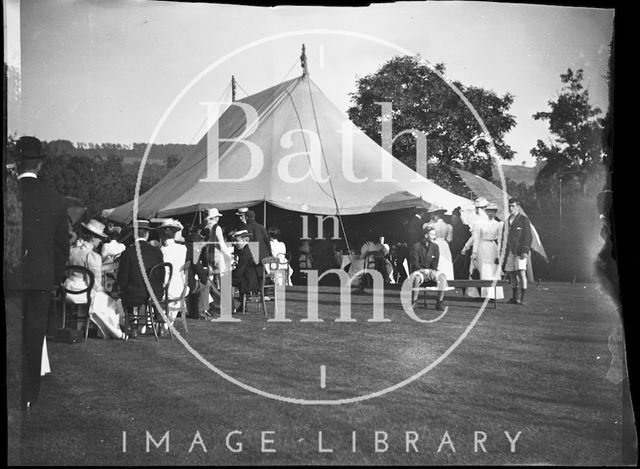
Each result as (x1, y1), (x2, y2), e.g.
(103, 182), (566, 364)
(106, 75), (470, 223)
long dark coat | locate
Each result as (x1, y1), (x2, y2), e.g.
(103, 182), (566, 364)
(19, 177), (69, 290)
(117, 240), (164, 307)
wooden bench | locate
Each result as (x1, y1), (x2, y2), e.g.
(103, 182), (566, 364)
(413, 279), (510, 309)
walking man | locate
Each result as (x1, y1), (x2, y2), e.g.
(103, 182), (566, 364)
(17, 136), (69, 411)
(504, 197), (533, 305)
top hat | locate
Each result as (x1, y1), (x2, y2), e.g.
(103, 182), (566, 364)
(206, 208), (222, 219)
(235, 207), (248, 216)
(81, 219), (108, 238)
(17, 136), (44, 159)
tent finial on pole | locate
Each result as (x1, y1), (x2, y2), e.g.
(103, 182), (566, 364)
(231, 75), (236, 102)
(300, 44), (308, 77)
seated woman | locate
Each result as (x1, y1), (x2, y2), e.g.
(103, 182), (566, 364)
(64, 219), (128, 340)
(100, 224), (126, 263)
(267, 226), (293, 286)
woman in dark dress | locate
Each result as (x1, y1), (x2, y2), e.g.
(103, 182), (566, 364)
(450, 207), (472, 280)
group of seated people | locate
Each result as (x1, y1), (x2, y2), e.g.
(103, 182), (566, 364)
(61, 206), (294, 338)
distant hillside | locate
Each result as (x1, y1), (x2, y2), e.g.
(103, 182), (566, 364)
(42, 140), (197, 165)
(492, 163), (540, 186)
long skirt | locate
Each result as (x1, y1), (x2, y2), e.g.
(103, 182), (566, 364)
(89, 292), (126, 339)
(466, 239), (504, 299)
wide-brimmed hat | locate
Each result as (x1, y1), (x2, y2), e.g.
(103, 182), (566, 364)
(429, 207), (447, 216)
(17, 136), (44, 160)
(235, 207), (248, 216)
(485, 202), (498, 211)
(206, 208), (222, 219)
(159, 218), (183, 231)
(474, 197), (489, 208)
(81, 219), (108, 238)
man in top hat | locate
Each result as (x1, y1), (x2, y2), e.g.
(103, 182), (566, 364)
(230, 229), (261, 311)
(117, 219), (164, 337)
(503, 197), (532, 305)
(16, 136), (70, 411)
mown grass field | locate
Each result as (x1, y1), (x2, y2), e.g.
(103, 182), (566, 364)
(9, 282), (635, 465)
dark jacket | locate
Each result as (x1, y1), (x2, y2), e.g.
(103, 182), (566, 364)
(409, 240), (440, 272)
(406, 215), (424, 247)
(505, 213), (533, 256)
(117, 240), (164, 307)
(19, 177), (69, 290)
(245, 219), (271, 262)
(232, 244), (261, 294)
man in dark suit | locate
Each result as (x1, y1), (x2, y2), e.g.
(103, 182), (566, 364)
(503, 197), (533, 305)
(17, 136), (70, 411)
(406, 208), (426, 247)
(409, 225), (449, 311)
(231, 229), (261, 310)
(117, 219), (164, 336)
(244, 209), (271, 264)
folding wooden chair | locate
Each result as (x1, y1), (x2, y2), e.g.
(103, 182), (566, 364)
(166, 260), (190, 334)
(260, 256), (289, 318)
(61, 265), (95, 342)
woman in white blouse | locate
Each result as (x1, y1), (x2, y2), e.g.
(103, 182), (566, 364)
(470, 203), (504, 299)
(159, 219), (188, 327)
(425, 209), (454, 282)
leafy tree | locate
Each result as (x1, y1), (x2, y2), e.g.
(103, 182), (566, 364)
(165, 154), (180, 169)
(347, 55), (516, 190)
(531, 68), (604, 196)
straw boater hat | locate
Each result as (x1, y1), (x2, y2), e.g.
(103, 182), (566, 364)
(485, 202), (498, 211)
(130, 219), (151, 230)
(235, 207), (248, 216)
(474, 197), (489, 208)
(231, 229), (250, 238)
(81, 219), (108, 238)
(206, 208), (222, 219)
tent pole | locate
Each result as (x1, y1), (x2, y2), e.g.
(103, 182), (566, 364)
(263, 200), (267, 227)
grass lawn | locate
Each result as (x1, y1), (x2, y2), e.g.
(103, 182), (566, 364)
(9, 282), (635, 465)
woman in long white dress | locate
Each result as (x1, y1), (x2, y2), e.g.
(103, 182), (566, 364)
(64, 219), (128, 340)
(267, 227), (293, 286)
(425, 209), (454, 282)
(159, 219), (188, 328)
(470, 203), (504, 299)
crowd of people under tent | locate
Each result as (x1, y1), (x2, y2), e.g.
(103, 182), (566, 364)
(57, 194), (532, 340)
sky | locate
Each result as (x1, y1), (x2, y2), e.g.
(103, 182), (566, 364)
(8, 0), (614, 167)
